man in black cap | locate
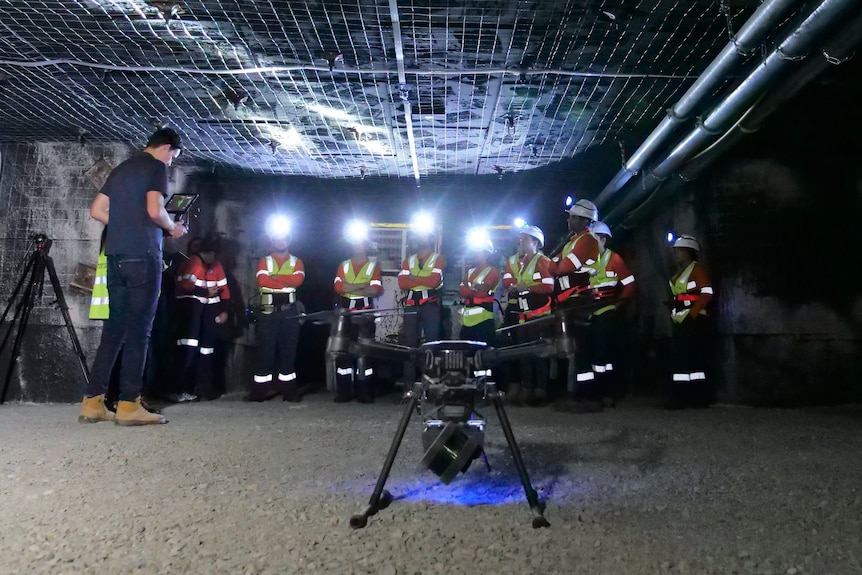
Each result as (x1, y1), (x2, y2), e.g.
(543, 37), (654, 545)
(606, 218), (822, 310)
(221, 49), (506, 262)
(79, 128), (188, 426)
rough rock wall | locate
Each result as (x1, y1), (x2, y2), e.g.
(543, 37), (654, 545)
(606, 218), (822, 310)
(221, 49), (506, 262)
(0, 143), (195, 402)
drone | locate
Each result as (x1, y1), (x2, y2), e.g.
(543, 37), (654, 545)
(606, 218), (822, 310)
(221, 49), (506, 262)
(315, 299), (606, 529)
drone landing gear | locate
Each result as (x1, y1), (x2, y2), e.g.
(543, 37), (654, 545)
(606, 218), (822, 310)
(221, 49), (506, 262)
(349, 382), (550, 529)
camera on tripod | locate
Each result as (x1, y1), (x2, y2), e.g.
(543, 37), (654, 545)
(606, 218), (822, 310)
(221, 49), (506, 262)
(32, 233), (50, 250)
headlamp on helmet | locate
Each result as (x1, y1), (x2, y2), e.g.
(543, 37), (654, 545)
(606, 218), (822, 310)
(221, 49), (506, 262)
(410, 211), (436, 237)
(265, 214), (292, 240)
(344, 219), (369, 244)
(466, 227), (494, 253)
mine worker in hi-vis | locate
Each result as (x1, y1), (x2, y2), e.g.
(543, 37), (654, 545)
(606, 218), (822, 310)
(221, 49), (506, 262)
(248, 215), (305, 403)
(398, 211), (445, 385)
(502, 225), (553, 407)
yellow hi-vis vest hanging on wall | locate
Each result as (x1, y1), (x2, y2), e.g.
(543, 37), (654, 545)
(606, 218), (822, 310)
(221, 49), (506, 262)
(89, 248), (109, 320)
(408, 252), (443, 291)
(342, 259), (377, 299)
(461, 265), (496, 328)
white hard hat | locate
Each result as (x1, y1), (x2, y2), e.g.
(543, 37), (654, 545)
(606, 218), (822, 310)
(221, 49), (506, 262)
(590, 221), (612, 238)
(565, 199), (598, 221)
(518, 224), (545, 249)
(673, 234), (701, 252)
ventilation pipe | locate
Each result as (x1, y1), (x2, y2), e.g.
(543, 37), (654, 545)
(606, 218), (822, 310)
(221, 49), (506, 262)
(603, 0), (861, 226)
(594, 0), (800, 209)
(612, 8), (862, 228)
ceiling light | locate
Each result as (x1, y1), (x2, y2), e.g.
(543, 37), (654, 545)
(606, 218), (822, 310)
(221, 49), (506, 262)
(309, 105), (351, 121)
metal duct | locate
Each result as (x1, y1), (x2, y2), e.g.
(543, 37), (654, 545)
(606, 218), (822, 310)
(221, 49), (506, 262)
(594, 0), (799, 209)
(603, 0), (861, 226)
(613, 7), (862, 229)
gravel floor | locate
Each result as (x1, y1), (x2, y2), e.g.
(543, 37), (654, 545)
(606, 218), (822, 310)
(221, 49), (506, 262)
(1, 393), (861, 575)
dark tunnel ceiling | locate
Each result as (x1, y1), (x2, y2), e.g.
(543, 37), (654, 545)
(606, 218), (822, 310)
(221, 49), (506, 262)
(0, 1), (856, 184)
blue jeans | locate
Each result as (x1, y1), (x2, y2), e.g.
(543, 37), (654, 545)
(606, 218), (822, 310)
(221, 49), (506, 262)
(87, 254), (162, 401)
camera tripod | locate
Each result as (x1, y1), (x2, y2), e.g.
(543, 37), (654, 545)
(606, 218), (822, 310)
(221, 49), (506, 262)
(0, 234), (91, 404)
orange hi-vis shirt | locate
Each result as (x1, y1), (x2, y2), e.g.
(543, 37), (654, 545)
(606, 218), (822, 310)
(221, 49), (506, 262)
(502, 253), (554, 295)
(176, 254), (231, 304)
(334, 258), (384, 297)
(256, 252), (305, 291)
(398, 250), (445, 291)
(458, 265), (500, 300)
(553, 229), (600, 277)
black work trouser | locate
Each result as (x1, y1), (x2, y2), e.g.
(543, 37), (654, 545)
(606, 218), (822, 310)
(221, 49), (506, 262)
(173, 298), (220, 396)
(495, 303), (521, 392)
(459, 318), (495, 346)
(253, 304), (300, 389)
(667, 316), (713, 406)
(517, 320), (548, 392)
(400, 302), (440, 383)
(588, 309), (625, 400)
(335, 313), (376, 396)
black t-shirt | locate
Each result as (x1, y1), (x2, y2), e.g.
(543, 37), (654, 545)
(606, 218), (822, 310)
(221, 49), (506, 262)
(101, 152), (169, 256)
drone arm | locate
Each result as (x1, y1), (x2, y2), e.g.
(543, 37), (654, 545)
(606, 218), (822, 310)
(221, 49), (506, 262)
(480, 340), (556, 365)
(349, 339), (414, 364)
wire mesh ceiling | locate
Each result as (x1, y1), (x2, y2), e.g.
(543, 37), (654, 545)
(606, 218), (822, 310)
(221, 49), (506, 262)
(0, 0), (769, 178)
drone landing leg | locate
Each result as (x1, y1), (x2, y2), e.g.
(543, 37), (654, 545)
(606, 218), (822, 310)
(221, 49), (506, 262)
(349, 390), (419, 529)
(490, 392), (550, 528)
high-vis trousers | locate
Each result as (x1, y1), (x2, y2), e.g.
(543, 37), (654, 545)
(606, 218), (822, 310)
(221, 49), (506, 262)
(335, 314), (376, 398)
(668, 316), (712, 406)
(252, 304), (300, 393)
(173, 298), (220, 396)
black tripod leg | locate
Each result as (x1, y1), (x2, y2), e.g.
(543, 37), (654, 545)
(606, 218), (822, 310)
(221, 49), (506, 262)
(349, 391), (419, 529)
(0, 260), (39, 404)
(491, 394), (551, 528)
(0, 251), (37, 326)
(43, 254), (91, 386)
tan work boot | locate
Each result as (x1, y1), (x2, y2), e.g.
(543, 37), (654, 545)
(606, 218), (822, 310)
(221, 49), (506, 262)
(115, 397), (167, 426)
(78, 395), (115, 423)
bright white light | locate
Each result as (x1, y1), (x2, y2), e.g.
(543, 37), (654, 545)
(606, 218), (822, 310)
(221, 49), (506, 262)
(666, 231), (675, 243)
(565, 195), (574, 207)
(411, 211), (435, 236)
(344, 219), (369, 244)
(513, 217), (526, 229)
(466, 227), (491, 251)
(266, 126), (305, 149)
(350, 124), (386, 136)
(266, 215), (292, 239)
(309, 104), (352, 121)
(358, 139), (387, 155)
